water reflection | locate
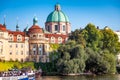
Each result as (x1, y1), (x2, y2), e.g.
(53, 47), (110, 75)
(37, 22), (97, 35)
(36, 74), (120, 80)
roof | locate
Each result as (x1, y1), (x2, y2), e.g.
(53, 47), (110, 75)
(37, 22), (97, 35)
(28, 25), (43, 33)
(8, 30), (25, 42)
(46, 4), (69, 23)
(0, 24), (7, 31)
(8, 30), (25, 36)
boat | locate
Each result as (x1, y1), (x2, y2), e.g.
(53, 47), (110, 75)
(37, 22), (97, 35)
(0, 72), (35, 80)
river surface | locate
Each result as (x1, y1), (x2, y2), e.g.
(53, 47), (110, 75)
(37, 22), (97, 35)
(36, 74), (120, 80)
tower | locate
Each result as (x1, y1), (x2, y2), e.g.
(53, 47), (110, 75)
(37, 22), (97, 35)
(28, 16), (49, 62)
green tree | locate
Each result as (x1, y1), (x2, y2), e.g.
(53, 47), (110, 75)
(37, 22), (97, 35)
(101, 27), (120, 55)
(82, 23), (103, 51)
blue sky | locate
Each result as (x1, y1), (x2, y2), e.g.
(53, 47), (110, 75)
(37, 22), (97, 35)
(0, 0), (120, 31)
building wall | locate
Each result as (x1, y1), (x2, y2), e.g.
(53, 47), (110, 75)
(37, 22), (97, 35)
(45, 22), (71, 34)
(8, 42), (29, 62)
(115, 31), (120, 61)
(0, 31), (9, 61)
(28, 32), (49, 62)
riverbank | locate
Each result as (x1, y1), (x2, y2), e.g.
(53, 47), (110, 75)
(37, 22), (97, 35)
(37, 74), (120, 80)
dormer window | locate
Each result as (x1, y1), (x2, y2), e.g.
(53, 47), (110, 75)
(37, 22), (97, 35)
(9, 34), (13, 41)
(51, 36), (55, 43)
(58, 37), (62, 44)
(17, 34), (22, 42)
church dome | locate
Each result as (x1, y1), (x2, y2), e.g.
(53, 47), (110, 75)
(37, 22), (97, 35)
(46, 4), (69, 23)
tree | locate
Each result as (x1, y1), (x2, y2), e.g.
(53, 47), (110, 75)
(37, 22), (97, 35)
(69, 29), (86, 47)
(81, 23), (103, 51)
(101, 27), (120, 55)
(57, 41), (87, 74)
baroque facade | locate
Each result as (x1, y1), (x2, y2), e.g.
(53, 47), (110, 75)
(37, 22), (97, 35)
(0, 4), (71, 62)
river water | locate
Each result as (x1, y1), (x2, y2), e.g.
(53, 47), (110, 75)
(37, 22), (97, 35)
(36, 74), (120, 80)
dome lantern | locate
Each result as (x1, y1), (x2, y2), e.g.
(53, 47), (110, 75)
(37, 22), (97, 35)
(33, 16), (38, 25)
(55, 4), (61, 11)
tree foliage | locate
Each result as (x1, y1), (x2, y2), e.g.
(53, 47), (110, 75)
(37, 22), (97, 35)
(57, 23), (120, 74)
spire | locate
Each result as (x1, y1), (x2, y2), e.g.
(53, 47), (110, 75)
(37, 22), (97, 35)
(33, 16), (38, 25)
(24, 24), (29, 32)
(55, 3), (61, 11)
(3, 15), (6, 27)
(16, 17), (19, 31)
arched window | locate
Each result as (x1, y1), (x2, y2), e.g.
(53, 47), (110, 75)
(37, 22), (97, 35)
(48, 26), (50, 32)
(51, 36), (55, 43)
(55, 25), (58, 31)
(33, 35), (36, 38)
(63, 25), (66, 31)
(17, 34), (22, 42)
(39, 44), (42, 55)
(9, 34), (13, 41)
(58, 37), (62, 44)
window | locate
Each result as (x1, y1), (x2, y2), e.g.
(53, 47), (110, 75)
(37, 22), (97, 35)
(10, 44), (12, 48)
(34, 58), (36, 62)
(48, 26), (50, 32)
(39, 35), (42, 37)
(9, 34), (13, 41)
(39, 45), (42, 48)
(63, 25), (66, 31)
(21, 51), (23, 55)
(58, 37), (62, 44)
(55, 25), (58, 31)
(51, 37), (55, 43)
(33, 51), (36, 55)
(33, 35), (36, 38)
(21, 59), (23, 62)
(17, 35), (22, 42)
(21, 44), (23, 48)
(39, 51), (42, 55)
(33, 45), (36, 51)
(10, 51), (12, 55)
(16, 44), (18, 48)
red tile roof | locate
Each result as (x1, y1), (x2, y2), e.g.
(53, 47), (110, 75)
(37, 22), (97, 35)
(28, 25), (43, 33)
(0, 24), (7, 31)
(8, 30), (25, 36)
(8, 30), (25, 42)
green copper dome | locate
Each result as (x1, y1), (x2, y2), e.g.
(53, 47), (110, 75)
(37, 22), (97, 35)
(46, 4), (69, 22)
